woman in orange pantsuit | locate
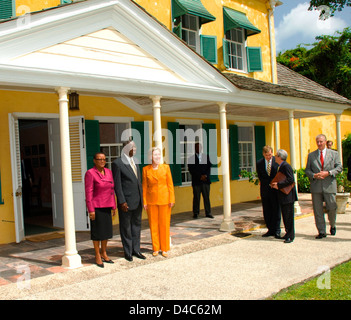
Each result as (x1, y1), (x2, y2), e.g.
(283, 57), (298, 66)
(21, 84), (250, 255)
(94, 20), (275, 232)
(143, 147), (175, 257)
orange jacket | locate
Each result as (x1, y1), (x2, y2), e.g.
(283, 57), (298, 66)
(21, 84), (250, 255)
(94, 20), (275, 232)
(142, 164), (175, 206)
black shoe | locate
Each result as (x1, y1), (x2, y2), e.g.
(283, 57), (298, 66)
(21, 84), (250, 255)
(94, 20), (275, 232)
(102, 258), (114, 264)
(315, 233), (327, 239)
(132, 251), (146, 260)
(206, 214), (214, 219)
(262, 232), (272, 237)
(274, 234), (283, 239)
(330, 227), (336, 236)
(125, 254), (133, 262)
(284, 238), (294, 243)
(96, 261), (104, 268)
(193, 214), (198, 219)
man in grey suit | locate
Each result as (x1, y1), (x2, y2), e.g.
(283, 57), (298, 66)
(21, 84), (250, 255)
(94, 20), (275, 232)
(112, 140), (145, 261)
(305, 134), (342, 238)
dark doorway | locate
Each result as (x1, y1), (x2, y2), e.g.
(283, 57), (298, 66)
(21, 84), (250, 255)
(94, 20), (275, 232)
(19, 120), (56, 236)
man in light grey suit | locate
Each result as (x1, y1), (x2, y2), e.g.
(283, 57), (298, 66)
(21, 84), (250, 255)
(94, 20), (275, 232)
(305, 134), (342, 238)
(112, 140), (145, 261)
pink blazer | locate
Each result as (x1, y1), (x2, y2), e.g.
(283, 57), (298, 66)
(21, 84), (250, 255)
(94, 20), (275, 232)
(84, 167), (116, 213)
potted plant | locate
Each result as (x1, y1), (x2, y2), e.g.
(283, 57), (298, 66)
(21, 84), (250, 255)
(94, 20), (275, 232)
(336, 169), (351, 214)
(239, 170), (259, 185)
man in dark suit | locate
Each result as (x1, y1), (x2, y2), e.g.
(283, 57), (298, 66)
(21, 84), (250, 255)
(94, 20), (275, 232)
(305, 134), (342, 238)
(271, 149), (298, 243)
(112, 140), (145, 261)
(256, 146), (281, 238)
(188, 142), (213, 219)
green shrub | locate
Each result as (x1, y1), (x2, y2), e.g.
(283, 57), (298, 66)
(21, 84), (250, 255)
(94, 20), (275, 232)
(297, 168), (310, 193)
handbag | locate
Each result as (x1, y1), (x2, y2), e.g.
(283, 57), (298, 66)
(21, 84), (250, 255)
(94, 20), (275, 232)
(271, 171), (295, 195)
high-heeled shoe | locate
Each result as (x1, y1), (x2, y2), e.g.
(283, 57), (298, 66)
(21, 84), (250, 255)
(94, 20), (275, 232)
(96, 260), (104, 268)
(101, 257), (114, 264)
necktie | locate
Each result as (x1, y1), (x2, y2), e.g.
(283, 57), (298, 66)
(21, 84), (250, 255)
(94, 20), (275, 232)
(320, 151), (324, 171)
(267, 160), (271, 176)
(131, 159), (137, 177)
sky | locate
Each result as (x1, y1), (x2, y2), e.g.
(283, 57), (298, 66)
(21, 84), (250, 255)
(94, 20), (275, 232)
(274, 1), (351, 53)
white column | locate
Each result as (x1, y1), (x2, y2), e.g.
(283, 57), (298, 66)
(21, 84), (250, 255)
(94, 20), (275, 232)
(335, 114), (343, 166)
(150, 95), (163, 163)
(56, 87), (82, 269)
(299, 119), (303, 168)
(288, 110), (301, 214)
(218, 102), (235, 232)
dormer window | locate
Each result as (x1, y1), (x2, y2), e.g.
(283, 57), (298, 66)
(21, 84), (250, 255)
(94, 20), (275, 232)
(175, 14), (200, 52)
(225, 28), (247, 71)
(222, 7), (263, 73)
(172, 0), (217, 64)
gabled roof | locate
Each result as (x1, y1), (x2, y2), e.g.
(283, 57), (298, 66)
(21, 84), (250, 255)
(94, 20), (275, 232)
(0, 0), (234, 100)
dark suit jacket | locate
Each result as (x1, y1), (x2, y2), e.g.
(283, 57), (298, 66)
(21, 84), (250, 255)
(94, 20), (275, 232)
(112, 154), (143, 211)
(276, 161), (298, 204)
(188, 153), (212, 186)
(256, 156), (278, 197)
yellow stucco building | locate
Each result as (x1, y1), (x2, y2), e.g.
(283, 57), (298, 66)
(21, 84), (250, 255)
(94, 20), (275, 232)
(0, 0), (350, 257)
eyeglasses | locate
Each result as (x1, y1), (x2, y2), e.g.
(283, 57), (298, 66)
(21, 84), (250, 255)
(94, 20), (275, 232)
(95, 158), (106, 161)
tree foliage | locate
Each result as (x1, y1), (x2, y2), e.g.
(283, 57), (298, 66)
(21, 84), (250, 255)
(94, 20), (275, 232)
(277, 28), (351, 99)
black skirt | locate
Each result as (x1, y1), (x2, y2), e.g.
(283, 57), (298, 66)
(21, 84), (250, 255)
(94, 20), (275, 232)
(90, 207), (113, 241)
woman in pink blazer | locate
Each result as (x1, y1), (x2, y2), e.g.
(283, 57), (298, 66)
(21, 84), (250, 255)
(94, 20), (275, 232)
(85, 152), (116, 268)
(143, 147), (175, 257)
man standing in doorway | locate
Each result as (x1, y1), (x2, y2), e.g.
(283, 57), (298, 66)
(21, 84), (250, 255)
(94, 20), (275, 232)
(305, 134), (342, 238)
(256, 146), (281, 238)
(188, 142), (213, 219)
(112, 140), (145, 261)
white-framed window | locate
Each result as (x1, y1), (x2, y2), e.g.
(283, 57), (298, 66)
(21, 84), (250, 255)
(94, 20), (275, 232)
(238, 126), (255, 173)
(99, 122), (129, 170)
(225, 28), (247, 72)
(174, 14), (200, 53)
(178, 123), (202, 184)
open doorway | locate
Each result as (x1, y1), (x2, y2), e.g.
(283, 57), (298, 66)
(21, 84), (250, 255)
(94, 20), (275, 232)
(19, 119), (59, 236)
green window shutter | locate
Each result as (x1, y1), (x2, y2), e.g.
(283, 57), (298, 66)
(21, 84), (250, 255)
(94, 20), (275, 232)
(247, 47), (263, 72)
(202, 123), (219, 182)
(0, 169), (4, 204)
(131, 121), (150, 174)
(222, 38), (230, 68)
(167, 122), (182, 186)
(0, 0), (14, 20)
(173, 22), (182, 38)
(254, 126), (266, 162)
(229, 124), (240, 180)
(85, 120), (100, 170)
(200, 35), (217, 64)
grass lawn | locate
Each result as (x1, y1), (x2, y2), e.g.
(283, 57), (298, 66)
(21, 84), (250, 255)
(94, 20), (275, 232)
(271, 260), (351, 300)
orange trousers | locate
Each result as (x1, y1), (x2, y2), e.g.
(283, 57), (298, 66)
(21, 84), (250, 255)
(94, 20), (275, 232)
(147, 204), (171, 252)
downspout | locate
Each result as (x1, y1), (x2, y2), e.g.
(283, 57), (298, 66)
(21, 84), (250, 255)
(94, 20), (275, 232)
(267, 0), (282, 150)
(267, 0), (281, 85)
